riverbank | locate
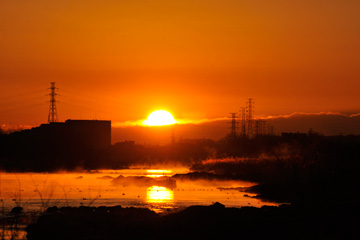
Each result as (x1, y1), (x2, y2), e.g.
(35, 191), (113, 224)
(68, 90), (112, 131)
(26, 202), (359, 240)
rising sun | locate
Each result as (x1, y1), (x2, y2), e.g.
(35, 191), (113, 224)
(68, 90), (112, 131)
(144, 110), (176, 126)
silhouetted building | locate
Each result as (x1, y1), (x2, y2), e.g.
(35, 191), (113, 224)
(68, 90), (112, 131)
(18, 119), (111, 149)
(114, 140), (135, 148)
(281, 132), (307, 142)
(178, 138), (213, 145)
(1, 119), (111, 170)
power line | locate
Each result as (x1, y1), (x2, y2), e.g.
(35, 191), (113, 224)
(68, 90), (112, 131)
(0, 89), (48, 102)
(0, 102), (47, 114)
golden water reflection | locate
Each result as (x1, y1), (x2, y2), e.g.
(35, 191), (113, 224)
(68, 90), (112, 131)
(146, 186), (174, 203)
(146, 169), (173, 178)
(0, 169), (278, 214)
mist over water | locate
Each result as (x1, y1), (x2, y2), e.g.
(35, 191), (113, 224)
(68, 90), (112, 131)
(0, 167), (277, 214)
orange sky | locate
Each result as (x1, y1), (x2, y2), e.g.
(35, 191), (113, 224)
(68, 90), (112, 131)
(1, 0), (360, 126)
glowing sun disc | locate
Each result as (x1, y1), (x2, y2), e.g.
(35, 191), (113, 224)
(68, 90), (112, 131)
(144, 110), (176, 126)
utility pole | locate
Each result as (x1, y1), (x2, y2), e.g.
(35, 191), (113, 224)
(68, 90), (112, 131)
(229, 112), (238, 140)
(269, 125), (274, 135)
(262, 120), (266, 135)
(48, 82), (58, 123)
(240, 107), (246, 137)
(255, 120), (260, 136)
(246, 98), (254, 138)
(255, 120), (267, 136)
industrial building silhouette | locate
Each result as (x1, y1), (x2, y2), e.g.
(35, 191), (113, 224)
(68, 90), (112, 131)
(19, 119), (112, 149)
(1, 119), (111, 171)
(28, 119), (111, 149)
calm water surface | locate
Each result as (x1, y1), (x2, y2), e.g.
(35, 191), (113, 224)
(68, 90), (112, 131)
(0, 168), (278, 214)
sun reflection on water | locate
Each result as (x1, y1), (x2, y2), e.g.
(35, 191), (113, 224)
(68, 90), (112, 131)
(146, 186), (174, 203)
(0, 169), (278, 215)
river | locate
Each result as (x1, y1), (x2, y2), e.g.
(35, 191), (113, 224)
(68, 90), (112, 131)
(0, 168), (277, 214)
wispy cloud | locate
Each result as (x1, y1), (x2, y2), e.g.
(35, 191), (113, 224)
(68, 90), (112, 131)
(112, 120), (146, 127)
(176, 117), (229, 125)
(112, 117), (229, 128)
(350, 113), (360, 118)
(262, 112), (354, 120)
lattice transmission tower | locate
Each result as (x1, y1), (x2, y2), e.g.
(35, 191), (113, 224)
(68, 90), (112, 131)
(240, 107), (246, 137)
(246, 98), (254, 138)
(48, 82), (58, 123)
(229, 112), (238, 140)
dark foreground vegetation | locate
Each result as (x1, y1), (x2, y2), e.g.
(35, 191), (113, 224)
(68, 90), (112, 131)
(26, 203), (359, 240)
(2, 129), (360, 239)
(1, 128), (360, 176)
(190, 134), (360, 207)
